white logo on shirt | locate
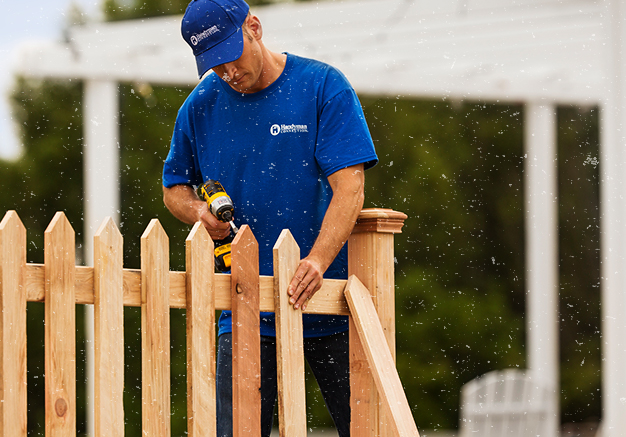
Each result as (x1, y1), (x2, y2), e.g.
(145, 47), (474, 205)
(270, 124), (308, 136)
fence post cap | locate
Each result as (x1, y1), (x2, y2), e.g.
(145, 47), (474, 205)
(353, 208), (407, 234)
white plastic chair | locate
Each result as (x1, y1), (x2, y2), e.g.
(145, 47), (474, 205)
(459, 369), (553, 436)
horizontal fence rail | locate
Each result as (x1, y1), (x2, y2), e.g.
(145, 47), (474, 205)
(0, 208), (416, 437)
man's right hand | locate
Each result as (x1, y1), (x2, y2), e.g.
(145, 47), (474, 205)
(198, 204), (231, 240)
(163, 184), (231, 240)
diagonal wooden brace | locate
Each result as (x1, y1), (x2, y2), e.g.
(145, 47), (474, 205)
(344, 276), (420, 437)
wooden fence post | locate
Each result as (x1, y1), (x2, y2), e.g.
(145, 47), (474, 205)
(93, 218), (124, 436)
(45, 212), (77, 436)
(348, 208), (407, 437)
(141, 219), (171, 436)
(231, 225), (261, 437)
(0, 211), (28, 437)
(186, 222), (216, 437)
(273, 230), (307, 437)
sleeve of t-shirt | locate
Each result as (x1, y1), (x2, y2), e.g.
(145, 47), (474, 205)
(162, 106), (203, 188)
(315, 71), (379, 177)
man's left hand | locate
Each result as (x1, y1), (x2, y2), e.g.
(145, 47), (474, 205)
(287, 257), (324, 311)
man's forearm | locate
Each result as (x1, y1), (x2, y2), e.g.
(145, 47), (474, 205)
(287, 164), (365, 309)
(163, 184), (231, 240)
(307, 176), (364, 273)
(163, 184), (204, 225)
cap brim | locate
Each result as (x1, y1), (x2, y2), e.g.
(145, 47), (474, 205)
(195, 28), (244, 79)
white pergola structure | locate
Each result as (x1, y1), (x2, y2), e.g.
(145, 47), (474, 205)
(14, 0), (626, 435)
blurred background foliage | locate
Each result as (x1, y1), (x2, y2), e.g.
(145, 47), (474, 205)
(0, 0), (600, 435)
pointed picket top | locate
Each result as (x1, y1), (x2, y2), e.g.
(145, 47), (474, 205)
(186, 220), (209, 243)
(140, 218), (169, 301)
(94, 216), (123, 248)
(0, 210), (28, 437)
(141, 218), (168, 244)
(93, 217), (124, 437)
(186, 221), (213, 269)
(45, 211), (74, 237)
(44, 211), (76, 289)
(185, 221), (213, 298)
(44, 212), (76, 278)
(140, 218), (169, 304)
(0, 210), (26, 273)
(273, 228), (298, 258)
(0, 210), (25, 234)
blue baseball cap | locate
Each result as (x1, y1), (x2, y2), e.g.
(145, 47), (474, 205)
(181, 0), (250, 79)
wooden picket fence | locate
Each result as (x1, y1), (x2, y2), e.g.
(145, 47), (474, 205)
(0, 208), (419, 437)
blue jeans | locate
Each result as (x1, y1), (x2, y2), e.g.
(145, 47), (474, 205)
(216, 331), (350, 437)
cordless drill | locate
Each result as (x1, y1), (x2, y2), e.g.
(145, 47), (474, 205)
(199, 179), (239, 272)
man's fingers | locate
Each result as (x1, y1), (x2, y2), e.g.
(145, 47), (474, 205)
(288, 262), (323, 310)
(200, 210), (231, 240)
(288, 264), (308, 296)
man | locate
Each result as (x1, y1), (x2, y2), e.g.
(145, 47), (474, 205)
(162, 0), (378, 435)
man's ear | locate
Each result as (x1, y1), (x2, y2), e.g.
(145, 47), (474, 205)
(245, 15), (263, 40)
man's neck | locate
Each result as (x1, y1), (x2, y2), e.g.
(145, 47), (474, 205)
(256, 46), (287, 91)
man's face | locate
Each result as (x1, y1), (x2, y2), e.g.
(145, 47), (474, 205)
(212, 22), (265, 94)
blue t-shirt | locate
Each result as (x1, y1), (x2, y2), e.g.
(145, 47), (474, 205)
(163, 53), (378, 337)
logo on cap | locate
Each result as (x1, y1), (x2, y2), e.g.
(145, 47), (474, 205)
(191, 25), (220, 46)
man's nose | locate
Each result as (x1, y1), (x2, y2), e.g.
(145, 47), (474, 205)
(223, 63), (237, 80)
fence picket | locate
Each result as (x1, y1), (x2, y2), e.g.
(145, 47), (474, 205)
(231, 225), (261, 437)
(186, 222), (216, 437)
(93, 218), (124, 436)
(44, 212), (76, 436)
(273, 230), (307, 437)
(0, 211), (27, 437)
(141, 219), (171, 436)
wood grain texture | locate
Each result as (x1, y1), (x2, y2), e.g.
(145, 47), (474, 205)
(273, 230), (306, 437)
(141, 219), (171, 437)
(44, 212), (76, 437)
(349, 316), (377, 435)
(93, 217), (124, 437)
(186, 222), (216, 437)
(0, 211), (27, 437)
(345, 276), (419, 437)
(231, 225), (261, 437)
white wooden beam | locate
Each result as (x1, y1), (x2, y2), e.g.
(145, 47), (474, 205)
(524, 102), (559, 437)
(83, 79), (120, 437)
(600, 1), (626, 436)
(13, 0), (606, 103)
